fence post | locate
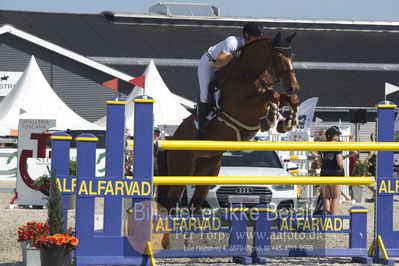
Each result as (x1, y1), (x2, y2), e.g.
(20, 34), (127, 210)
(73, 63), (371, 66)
(374, 101), (397, 264)
(229, 204), (251, 264)
(251, 204), (272, 264)
(349, 206), (371, 263)
(130, 95), (154, 257)
(50, 132), (72, 231)
(75, 133), (97, 259)
(104, 98), (126, 236)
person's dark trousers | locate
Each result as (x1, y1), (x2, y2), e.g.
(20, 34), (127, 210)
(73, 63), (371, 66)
(197, 101), (208, 140)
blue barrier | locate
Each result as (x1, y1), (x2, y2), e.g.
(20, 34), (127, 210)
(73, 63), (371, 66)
(50, 98), (397, 265)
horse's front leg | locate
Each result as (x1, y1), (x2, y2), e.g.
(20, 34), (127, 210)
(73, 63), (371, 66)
(276, 93), (300, 133)
(259, 89), (281, 131)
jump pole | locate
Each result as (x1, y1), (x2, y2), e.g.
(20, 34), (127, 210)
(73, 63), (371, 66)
(153, 176), (373, 185)
(157, 140), (399, 151)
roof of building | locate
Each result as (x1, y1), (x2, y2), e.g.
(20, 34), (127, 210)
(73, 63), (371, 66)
(1, 9), (399, 108)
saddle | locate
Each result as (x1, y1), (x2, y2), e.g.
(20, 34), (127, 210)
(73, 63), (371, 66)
(207, 78), (221, 113)
(194, 75), (275, 133)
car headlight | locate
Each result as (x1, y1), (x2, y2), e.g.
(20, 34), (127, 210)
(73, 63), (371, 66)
(272, 185), (294, 191)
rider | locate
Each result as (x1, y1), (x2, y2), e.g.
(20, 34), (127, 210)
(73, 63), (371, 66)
(196, 22), (263, 139)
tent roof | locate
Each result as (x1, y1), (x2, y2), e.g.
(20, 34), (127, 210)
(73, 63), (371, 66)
(95, 60), (190, 135)
(0, 56), (104, 133)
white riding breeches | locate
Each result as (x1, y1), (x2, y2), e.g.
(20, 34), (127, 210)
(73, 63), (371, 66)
(198, 52), (217, 103)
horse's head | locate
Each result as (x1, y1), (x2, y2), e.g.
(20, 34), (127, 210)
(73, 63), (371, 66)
(270, 32), (300, 95)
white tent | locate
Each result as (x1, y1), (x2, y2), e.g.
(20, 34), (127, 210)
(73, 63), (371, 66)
(95, 60), (190, 135)
(0, 56), (103, 135)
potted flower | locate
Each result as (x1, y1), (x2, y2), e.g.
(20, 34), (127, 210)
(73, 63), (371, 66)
(34, 171), (78, 266)
(18, 221), (49, 266)
(352, 160), (371, 203)
(34, 233), (78, 266)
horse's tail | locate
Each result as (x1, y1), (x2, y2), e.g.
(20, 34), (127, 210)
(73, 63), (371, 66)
(156, 149), (168, 176)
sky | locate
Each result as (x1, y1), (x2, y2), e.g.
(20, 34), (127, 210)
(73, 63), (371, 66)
(2, 0), (399, 22)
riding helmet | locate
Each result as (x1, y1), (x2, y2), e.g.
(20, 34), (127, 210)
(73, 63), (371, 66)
(243, 22), (263, 37)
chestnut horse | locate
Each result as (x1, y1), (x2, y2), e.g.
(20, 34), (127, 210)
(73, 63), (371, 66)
(156, 32), (300, 247)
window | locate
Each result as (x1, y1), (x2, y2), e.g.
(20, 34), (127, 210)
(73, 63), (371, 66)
(221, 150), (282, 168)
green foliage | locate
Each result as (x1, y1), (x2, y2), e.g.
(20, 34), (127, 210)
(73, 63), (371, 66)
(96, 152), (106, 164)
(395, 131), (399, 142)
(354, 161), (372, 176)
(47, 170), (65, 235)
(32, 174), (50, 189)
(69, 160), (77, 176)
(96, 153), (106, 173)
(6, 151), (17, 164)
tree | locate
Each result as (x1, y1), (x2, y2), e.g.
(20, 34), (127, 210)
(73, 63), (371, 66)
(47, 170), (65, 235)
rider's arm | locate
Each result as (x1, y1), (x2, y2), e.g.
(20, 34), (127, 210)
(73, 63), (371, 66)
(214, 36), (240, 68)
(214, 51), (233, 68)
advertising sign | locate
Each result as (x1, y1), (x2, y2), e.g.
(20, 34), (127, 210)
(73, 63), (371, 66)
(0, 72), (23, 96)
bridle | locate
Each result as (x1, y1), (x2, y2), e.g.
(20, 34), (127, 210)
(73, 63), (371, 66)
(269, 46), (296, 90)
(220, 42), (296, 92)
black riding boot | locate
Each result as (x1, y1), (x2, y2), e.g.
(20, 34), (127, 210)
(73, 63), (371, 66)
(197, 102), (208, 140)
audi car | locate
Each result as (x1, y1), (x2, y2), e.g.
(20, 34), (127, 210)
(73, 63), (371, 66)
(185, 150), (298, 210)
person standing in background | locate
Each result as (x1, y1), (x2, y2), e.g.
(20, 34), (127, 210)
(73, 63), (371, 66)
(317, 126), (344, 215)
(364, 133), (377, 202)
(153, 127), (161, 176)
(124, 129), (133, 177)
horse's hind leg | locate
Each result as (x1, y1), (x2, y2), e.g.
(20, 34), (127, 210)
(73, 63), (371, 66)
(155, 150), (170, 208)
(159, 150), (196, 249)
(189, 155), (222, 214)
(163, 150), (196, 212)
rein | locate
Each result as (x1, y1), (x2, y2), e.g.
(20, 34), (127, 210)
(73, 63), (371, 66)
(218, 41), (295, 90)
(219, 57), (280, 90)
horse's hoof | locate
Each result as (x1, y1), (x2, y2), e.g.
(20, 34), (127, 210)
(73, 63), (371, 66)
(270, 102), (278, 110)
(266, 115), (277, 127)
(276, 121), (286, 133)
(259, 118), (271, 132)
(161, 234), (171, 249)
(283, 119), (295, 132)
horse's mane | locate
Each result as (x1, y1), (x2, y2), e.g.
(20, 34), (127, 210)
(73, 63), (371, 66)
(238, 36), (273, 55)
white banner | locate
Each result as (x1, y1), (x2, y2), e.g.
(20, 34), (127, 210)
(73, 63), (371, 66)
(295, 97), (319, 131)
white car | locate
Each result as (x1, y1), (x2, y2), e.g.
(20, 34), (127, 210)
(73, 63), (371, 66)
(185, 150), (298, 211)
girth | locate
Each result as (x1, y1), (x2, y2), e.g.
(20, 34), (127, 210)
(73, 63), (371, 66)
(216, 111), (260, 141)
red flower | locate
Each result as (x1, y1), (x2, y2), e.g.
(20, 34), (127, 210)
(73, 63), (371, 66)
(17, 221), (50, 242)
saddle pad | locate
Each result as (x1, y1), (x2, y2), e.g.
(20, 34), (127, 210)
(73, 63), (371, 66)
(193, 112), (217, 130)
